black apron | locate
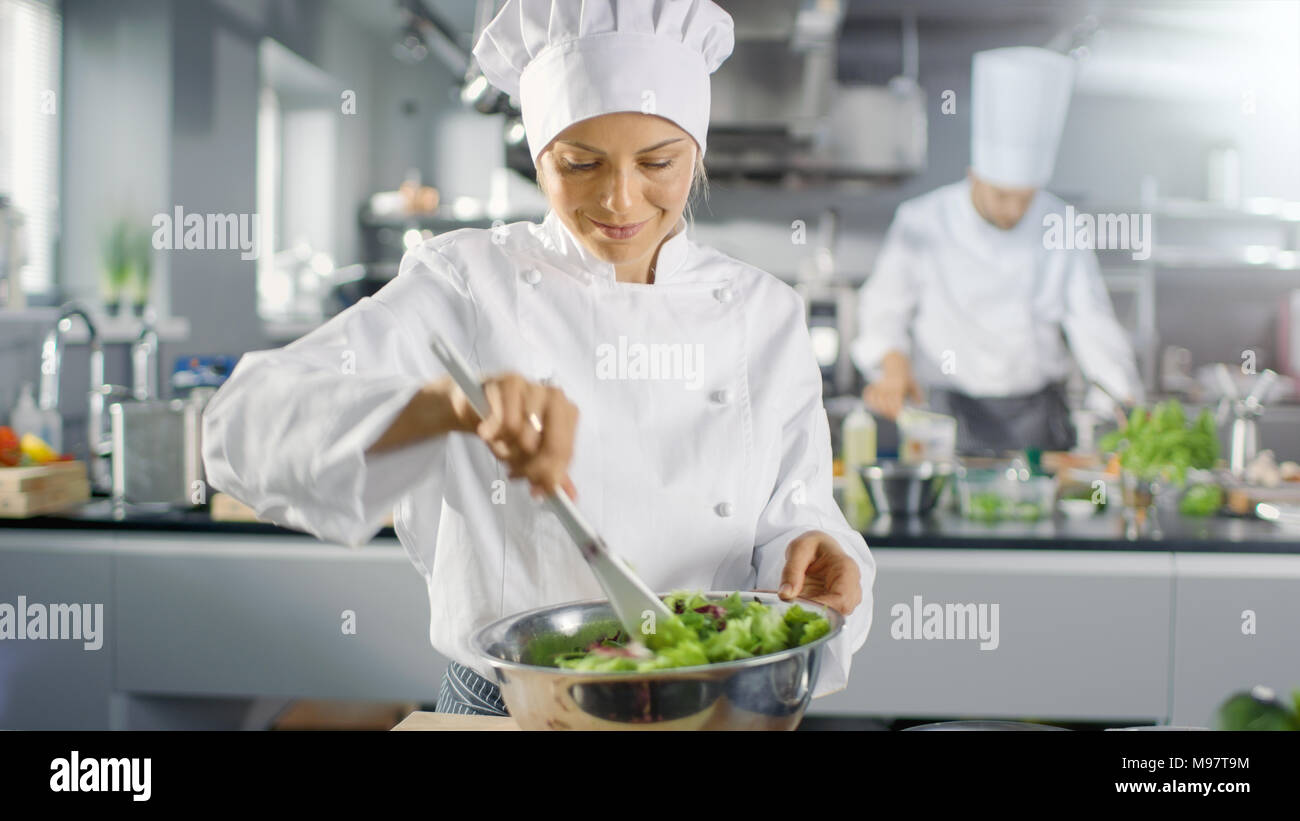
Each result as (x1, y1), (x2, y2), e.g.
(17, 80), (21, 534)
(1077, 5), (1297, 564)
(435, 662), (511, 716)
(927, 381), (1076, 455)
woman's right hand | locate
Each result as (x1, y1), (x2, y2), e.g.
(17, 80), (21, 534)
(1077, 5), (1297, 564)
(443, 372), (580, 501)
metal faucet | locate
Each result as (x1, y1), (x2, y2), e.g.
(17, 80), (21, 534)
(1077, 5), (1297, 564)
(38, 302), (123, 493)
(132, 319), (159, 401)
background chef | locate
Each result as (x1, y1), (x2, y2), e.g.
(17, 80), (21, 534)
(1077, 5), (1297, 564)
(850, 46), (1144, 454)
(201, 0), (874, 716)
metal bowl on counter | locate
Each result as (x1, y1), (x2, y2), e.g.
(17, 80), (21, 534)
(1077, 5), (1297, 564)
(857, 460), (954, 516)
(471, 591), (844, 730)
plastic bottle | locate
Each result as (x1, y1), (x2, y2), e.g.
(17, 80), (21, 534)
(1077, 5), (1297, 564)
(9, 383), (42, 439)
(841, 404), (878, 529)
(40, 405), (62, 454)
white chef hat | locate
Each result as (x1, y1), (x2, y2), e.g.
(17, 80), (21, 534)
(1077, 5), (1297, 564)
(472, 0), (735, 165)
(970, 46), (1076, 189)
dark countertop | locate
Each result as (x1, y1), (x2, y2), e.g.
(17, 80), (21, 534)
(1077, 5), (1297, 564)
(3, 497), (1298, 553)
(0, 498), (397, 540)
(860, 508), (1300, 553)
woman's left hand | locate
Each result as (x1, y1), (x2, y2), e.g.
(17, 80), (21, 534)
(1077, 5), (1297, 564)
(776, 531), (863, 616)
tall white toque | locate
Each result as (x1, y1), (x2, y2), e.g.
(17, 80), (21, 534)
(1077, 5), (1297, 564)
(970, 46), (1076, 189)
(472, 0), (735, 164)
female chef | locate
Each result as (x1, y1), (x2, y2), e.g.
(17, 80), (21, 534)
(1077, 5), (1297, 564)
(201, 0), (874, 716)
(851, 47), (1144, 453)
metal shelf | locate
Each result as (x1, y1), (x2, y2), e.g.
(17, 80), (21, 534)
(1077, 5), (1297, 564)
(1083, 197), (1300, 224)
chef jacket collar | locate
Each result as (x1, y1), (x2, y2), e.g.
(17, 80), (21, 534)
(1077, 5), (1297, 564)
(538, 208), (690, 284)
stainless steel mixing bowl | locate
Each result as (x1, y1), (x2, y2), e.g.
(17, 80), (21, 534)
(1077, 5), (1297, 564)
(858, 460), (953, 516)
(471, 591), (845, 730)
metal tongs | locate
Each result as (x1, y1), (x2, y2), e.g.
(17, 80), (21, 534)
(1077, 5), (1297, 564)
(428, 334), (673, 643)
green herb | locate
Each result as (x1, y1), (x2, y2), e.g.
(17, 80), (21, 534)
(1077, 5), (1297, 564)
(1215, 688), (1300, 731)
(1097, 400), (1218, 486)
(1179, 484), (1223, 517)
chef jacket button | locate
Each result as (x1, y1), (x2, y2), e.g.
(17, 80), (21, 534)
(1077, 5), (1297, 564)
(713, 286), (733, 303)
(710, 389), (731, 405)
(714, 502), (733, 518)
(523, 268), (542, 286)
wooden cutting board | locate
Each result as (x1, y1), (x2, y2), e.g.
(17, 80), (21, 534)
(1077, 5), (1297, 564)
(0, 462), (90, 518)
(391, 712), (520, 731)
(0, 460), (86, 493)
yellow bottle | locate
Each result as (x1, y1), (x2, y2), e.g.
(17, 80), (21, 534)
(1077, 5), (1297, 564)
(841, 405), (877, 529)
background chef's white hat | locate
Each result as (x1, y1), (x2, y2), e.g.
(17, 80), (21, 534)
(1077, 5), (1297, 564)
(970, 46), (1076, 189)
(472, 0), (734, 164)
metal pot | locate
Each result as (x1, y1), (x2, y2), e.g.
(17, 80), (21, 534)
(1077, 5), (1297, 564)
(109, 388), (214, 508)
(472, 591), (844, 730)
(858, 460), (953, 516)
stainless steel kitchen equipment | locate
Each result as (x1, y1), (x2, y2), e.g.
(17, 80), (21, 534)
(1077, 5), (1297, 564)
(38, 303), (131, 494)
(795, 209), (862, 397)
(1160, 345), (1197, 396)
(1212, 364), (1279, 479)
(109, 388), (214, 508)
(1281, 290), (1300, 381)
(131, 318), (160, 400)
(704, 0), (926, 183)
(467, 0), (927, 184)
(858, 460), (952, 516)
(427, 333), (674, 638)
(472, 591), (843, 730)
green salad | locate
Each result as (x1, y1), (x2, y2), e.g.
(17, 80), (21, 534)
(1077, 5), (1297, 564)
(551, 591), (833, 672)
(965, 491), (1045, 522)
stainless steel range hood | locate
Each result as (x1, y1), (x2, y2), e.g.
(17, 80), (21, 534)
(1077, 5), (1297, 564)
(706, 0), (927, 184)
(467, 0), (928, 185)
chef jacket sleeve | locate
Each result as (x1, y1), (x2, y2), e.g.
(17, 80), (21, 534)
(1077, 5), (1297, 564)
(201, 240), (477, 550)
(1059, 248), (1146, 414)
(751, 288), (877, 700)
(849, 209), (921, 383)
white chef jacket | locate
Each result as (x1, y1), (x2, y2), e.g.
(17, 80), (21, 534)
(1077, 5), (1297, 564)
(201, 208), (875, 698)
(850, 178), (1144, 410)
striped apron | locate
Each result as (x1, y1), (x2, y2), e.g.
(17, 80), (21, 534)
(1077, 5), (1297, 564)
(435, 662), (511, 716)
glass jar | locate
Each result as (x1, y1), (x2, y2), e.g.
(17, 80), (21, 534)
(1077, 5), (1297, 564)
(1121, 472), (1164, 539)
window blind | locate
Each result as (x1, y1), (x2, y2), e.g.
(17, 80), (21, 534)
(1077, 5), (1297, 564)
(0, 0), (61, 298)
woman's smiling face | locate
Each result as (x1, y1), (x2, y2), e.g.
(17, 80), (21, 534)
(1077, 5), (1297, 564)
(537, 112), (698, 283)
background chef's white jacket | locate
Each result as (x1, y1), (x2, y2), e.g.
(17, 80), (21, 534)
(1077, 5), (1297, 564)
(850, 178), (1145, 411)
(201, 209), (875, 698)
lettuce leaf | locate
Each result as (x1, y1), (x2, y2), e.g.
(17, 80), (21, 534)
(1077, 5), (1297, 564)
(554, 591), (833, 671)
